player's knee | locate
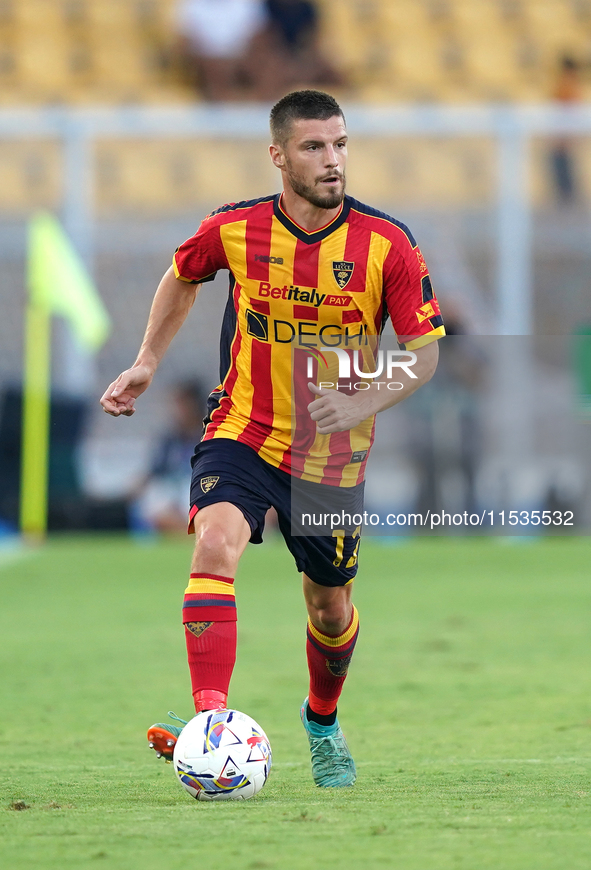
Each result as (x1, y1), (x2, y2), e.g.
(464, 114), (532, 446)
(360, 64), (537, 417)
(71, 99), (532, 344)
(193, 523), (242, 572)
(309, 598), (352, 635)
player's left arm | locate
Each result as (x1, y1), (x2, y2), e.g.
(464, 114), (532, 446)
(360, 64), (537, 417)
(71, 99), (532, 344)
(307, 340), (438, 434)
(308, 228), (444, 435)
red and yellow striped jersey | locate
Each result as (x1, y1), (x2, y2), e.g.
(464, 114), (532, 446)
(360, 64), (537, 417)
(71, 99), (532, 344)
(173, 193), (444, 486)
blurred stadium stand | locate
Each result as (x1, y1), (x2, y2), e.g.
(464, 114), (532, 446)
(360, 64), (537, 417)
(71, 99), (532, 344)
(0, 1), (591, 106)
(0, 1), (590, 530)
(1, 2), (591, 212)
(0, 0), (186, 106)
(1, 0), (591, 214)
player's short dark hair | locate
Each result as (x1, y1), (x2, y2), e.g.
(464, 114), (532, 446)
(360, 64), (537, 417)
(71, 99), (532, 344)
(270, 90), (345, 146)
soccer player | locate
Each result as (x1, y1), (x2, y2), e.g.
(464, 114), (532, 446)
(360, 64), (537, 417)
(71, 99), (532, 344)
(100, 90), (444, 788)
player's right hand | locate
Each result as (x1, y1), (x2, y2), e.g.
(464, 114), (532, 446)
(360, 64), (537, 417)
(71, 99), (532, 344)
(100, 364), (153, 417)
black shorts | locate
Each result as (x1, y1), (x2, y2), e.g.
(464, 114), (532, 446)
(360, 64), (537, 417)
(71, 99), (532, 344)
(189, 439), (364, 587)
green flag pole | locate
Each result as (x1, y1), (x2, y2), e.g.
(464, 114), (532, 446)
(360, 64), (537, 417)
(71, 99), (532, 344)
(20, 299), (51, 538)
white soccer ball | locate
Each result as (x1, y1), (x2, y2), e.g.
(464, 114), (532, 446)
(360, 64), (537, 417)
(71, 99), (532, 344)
(173, 709), (272, 801)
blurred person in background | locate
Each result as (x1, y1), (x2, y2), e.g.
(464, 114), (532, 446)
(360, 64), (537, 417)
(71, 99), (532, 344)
(132, 381), (204, 534)
(404, 302), (484, 520)
(175, 0), (268, 100)
(549, 55), (583, 204)
(261, 0), (345, 96)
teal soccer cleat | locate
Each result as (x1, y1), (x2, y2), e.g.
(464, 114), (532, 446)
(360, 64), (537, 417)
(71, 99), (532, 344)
(300, 698), (356, 787)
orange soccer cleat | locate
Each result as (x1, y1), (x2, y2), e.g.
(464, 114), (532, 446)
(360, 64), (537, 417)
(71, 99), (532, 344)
(147, 711), (188, 762)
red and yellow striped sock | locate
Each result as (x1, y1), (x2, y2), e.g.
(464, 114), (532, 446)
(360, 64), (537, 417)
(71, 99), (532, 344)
(183, 573), (237, 713)
(306, 606), (360, 716)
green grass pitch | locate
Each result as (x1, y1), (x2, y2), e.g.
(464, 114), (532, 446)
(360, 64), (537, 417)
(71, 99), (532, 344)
(1, 534), (591, 870)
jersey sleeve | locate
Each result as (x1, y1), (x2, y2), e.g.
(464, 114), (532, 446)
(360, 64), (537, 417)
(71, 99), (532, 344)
(383, 236), (445, 350)
(172, 213), (229, 284)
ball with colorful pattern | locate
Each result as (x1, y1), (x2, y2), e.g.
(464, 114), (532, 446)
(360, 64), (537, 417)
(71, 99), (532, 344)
(173, 709), (272, 801)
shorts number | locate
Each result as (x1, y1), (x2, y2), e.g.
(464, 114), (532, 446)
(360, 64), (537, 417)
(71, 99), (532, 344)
(332, 526), (361, 569)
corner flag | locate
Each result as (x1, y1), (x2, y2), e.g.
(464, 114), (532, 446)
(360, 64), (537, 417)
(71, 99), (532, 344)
(28, 212), (110, 349)
(20, 212), (111, 537)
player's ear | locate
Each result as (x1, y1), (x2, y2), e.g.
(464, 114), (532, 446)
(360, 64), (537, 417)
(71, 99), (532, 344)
(269, 143), (285, 169)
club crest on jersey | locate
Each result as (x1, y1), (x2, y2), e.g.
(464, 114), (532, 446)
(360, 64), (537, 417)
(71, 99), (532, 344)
(332, 261), (354, 290)
(200, 476), (219, 493)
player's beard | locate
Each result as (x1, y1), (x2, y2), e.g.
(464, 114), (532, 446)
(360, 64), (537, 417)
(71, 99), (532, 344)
(285, 159), (346, 210)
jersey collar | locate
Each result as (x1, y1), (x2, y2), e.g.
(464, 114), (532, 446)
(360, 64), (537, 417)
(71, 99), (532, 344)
(273, 193), (351, 244)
